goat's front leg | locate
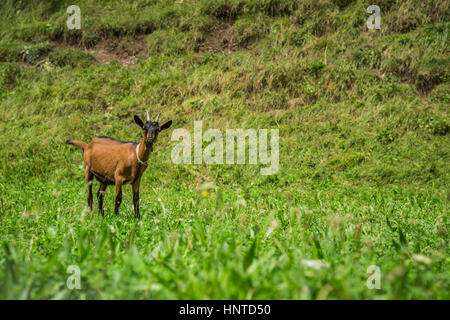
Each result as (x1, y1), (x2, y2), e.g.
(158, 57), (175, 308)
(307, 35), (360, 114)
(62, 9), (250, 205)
(85, 167), (94, 211)
(114, 180), (123, 215)
(132, 179), (141, 219)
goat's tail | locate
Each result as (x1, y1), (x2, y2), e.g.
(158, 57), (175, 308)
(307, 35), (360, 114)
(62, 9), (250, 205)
(66, 139), (88, 150)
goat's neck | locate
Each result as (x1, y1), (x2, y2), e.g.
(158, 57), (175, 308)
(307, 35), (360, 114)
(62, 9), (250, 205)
(138, 140), (153, 163)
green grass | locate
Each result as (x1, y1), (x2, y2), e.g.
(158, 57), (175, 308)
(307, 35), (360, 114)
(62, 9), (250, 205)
(0, 0), (448, 299)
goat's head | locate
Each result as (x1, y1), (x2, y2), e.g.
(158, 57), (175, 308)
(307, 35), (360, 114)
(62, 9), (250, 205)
(134, 112), (172, 146)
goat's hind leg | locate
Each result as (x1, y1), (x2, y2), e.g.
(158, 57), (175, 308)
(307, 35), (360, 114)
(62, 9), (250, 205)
(97, 183), (107, 217)
(85, 167), (94, 211)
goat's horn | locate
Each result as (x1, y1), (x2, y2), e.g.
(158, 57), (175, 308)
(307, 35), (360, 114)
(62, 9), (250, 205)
(155, 113), (160, 123)
(146, 111), (150, 122)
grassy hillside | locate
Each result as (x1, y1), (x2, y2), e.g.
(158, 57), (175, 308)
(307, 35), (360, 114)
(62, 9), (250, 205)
(0, 0), (448, 299)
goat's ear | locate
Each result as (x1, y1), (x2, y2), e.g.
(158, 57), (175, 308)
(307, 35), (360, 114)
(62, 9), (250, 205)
(134, 115), (144, 128)
(160, 120), (172, 131)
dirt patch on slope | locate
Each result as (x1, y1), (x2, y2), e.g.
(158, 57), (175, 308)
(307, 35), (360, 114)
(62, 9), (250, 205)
(198, 24), (237, 53)
(86, 36), (148, 66)
(198, 23), (257, 53)
(24, 35), (149, 69)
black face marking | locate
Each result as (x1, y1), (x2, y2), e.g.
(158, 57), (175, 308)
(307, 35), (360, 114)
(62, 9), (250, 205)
(143, 121), (160, 145)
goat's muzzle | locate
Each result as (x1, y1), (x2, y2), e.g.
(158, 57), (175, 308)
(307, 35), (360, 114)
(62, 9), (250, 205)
(146, 137), (154, 146)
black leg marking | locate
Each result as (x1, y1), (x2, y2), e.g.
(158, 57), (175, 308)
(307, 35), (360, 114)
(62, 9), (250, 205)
(133, 191), (140, 219)
(97, 184), (107, 217)
(87, 171), (94, 211)
(114, 190), (122, 215)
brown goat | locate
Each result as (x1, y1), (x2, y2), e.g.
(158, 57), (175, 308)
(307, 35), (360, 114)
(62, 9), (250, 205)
(67, 112), (172, 219)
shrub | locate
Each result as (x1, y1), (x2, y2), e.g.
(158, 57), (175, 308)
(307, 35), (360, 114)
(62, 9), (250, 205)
(20, 43), (52, 65)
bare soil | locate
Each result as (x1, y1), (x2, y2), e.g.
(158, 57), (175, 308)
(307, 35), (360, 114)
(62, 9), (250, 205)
(198, 24), (239, 54)
(86, 36), (148, 66)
